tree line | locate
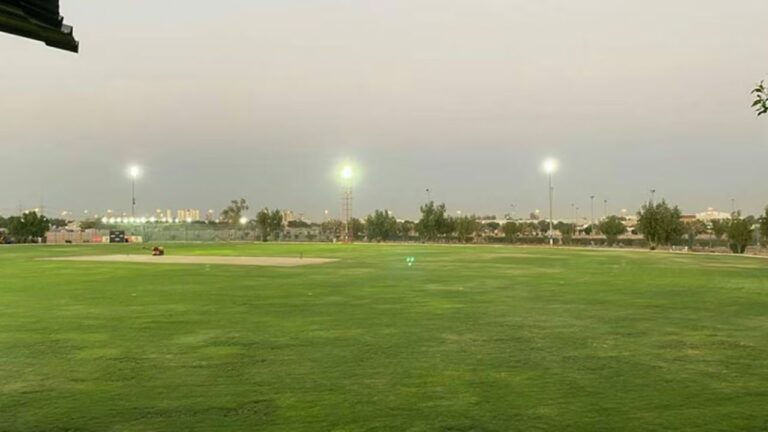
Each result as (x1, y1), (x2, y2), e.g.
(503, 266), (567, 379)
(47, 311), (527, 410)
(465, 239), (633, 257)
(0, 213), (68, 244)
(3, 198), (768, 254)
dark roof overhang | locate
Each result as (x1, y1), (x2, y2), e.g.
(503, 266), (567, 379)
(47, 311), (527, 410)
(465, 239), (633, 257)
(0, 0), (78, 52)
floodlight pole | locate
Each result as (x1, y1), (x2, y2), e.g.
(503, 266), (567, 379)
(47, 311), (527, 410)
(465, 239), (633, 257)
(342, 177), (353, 243)
(131, 177), (136, 218)
(548, 173), (554, 246)
(590, 195), (595, 226)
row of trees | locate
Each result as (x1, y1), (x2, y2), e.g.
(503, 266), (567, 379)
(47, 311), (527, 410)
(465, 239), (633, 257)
(214, 198), (768, 252)
(0, 212), (52, 243)
(4, 198), (767, 252)
(635, 200), (768, 254)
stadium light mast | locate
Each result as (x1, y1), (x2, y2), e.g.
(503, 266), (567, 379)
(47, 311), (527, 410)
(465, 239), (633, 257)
(341, 165), (353, 242)
(590, 195), (595, 227)
(128, 165), (141, 218)
(542, 158), (558, 246)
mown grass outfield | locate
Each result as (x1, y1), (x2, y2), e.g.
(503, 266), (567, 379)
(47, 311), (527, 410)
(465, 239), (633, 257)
(1, 243), (767, 431)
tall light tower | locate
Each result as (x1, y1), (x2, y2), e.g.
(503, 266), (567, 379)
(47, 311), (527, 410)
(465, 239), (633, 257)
(128, 165), (141, 218)
(341, 165), (353, 242)
(590, 195), (595, 227)
(650, 189), (656, 204)
(542, 158), (558, 246)
(425, 188), (432, 203)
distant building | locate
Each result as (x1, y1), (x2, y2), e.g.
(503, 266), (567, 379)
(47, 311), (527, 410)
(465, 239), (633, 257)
(681, 214), (697, 223)
(282, 210), (296, 224)
(177, 209), (201, 222)
(696, 208), (731, 221)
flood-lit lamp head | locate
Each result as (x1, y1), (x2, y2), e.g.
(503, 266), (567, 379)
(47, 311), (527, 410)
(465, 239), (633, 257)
(542, 158), (558, 174)
(341, 165), (353, 180)
(239, 216), (248, 225)
(129, 165), (141, 179)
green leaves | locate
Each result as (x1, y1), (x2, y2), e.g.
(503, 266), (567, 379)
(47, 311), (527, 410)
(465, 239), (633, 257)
(726, 217), (754, 254)
(636, 200), (685, 248)
(598, 215), (627, 246)
(6, 211), (50, 243)
(256, 208), (284, 242)
(220, 198), (249, 225)
(752, 80), (767, 117)
(416, 201), (448, 241)
(366, 209), (397, 242)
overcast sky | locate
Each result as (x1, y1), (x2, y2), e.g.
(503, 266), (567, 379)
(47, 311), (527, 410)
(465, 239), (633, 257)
(1, 0), (767, 220)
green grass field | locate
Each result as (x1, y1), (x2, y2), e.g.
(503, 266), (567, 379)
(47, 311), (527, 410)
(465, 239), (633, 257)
(2, 243), (767, 431)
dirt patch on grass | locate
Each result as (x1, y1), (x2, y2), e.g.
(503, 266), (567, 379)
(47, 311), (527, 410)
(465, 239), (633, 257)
(43, 255), (337, 267)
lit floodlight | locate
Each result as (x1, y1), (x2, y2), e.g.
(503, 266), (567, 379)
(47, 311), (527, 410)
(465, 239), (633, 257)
(542, 158), (559, 174)
(341, 165), (353, 180)
(101, 217), (108, 224)
(239, 216), (248, 225)
(128, 165), (141, 179)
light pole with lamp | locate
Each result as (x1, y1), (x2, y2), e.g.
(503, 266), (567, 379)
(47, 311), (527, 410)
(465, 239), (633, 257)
(128, 165), (141, 218)
(542, 158), (558, 246)
(341, 165), (353, 242)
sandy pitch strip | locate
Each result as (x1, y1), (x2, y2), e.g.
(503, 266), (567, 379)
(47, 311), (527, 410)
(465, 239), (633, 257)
(44, 255), (338, 267)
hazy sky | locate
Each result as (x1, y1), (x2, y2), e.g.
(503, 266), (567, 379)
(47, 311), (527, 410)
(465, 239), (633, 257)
(1, 0), (767, 220)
